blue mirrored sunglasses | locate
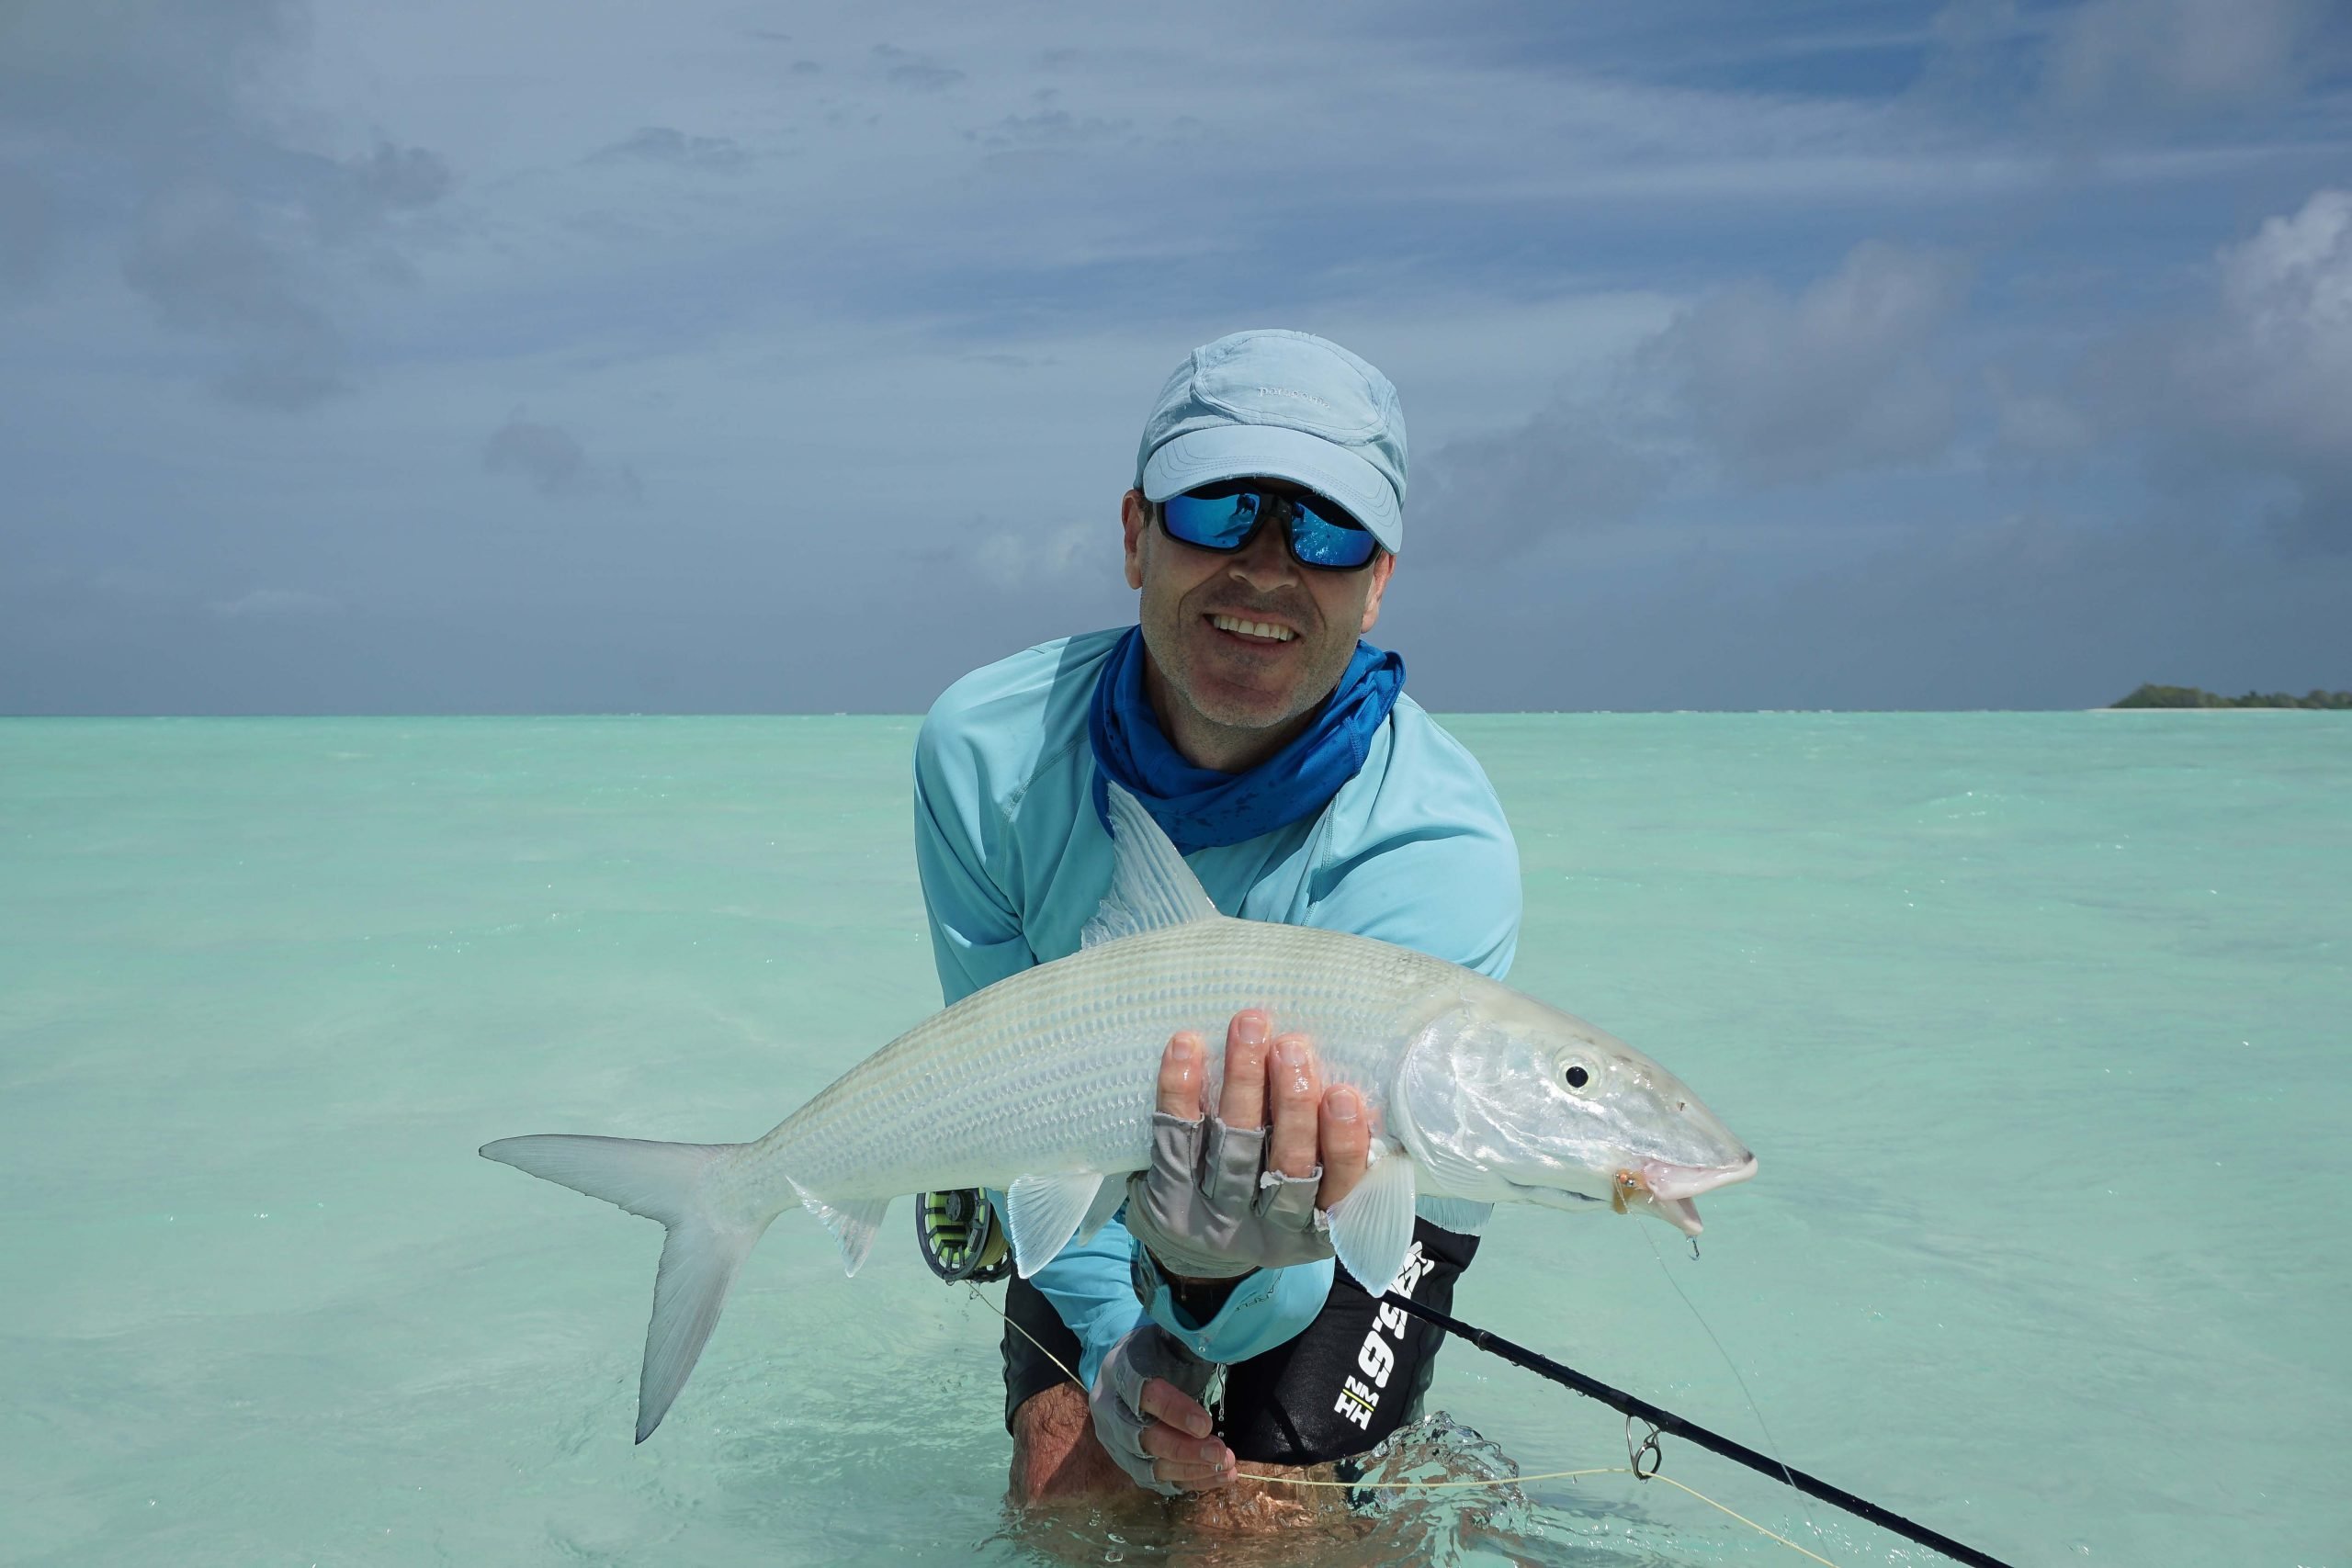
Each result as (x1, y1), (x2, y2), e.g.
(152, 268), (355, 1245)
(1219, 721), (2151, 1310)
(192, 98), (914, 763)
(1157, 481), (1380, 571)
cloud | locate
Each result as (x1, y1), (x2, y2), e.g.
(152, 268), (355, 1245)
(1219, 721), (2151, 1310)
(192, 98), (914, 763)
(209, 587), (342, 617)
(481, 414), (643, 502)
(590, 126), (752, 172)
(1386, 502), (2352, 713)
(1651, 241), (1973, 486)
(1403, 243), (1972, 563)
(2140, 188), (2352, 549)
(346, 141), (454, 209)
(2040, 0), (2338, 118)
(1985, 367), (2098, 463)
(957, 517), (1101, 591)
(2, 0), (450, 407)
(0, 170), (51, 297)
(967, 110), (1131, 152)
(871, 43), (964, 91)
(7, 0), (2349, 716)
(1413, 395), (1669, 564)
(122, 181), (345, 408)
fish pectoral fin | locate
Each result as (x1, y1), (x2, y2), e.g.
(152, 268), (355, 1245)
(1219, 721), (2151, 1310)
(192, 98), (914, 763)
(1415, 1196), (1495, 1235)
(1080, 783), (1220, 949)
(1075, 1172), (1129, 1246)
(1005, 1172), (1110, 1277)
(1326, 1152), (1419, 1295)
(797, 1192), (892, 1278)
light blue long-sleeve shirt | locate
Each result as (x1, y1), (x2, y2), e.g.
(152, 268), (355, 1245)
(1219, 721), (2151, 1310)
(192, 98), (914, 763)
(913, 627), (1520, 1386)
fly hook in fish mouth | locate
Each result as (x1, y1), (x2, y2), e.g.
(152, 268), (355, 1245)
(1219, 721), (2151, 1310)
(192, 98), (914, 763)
(1611, 1159), (1757, 1236)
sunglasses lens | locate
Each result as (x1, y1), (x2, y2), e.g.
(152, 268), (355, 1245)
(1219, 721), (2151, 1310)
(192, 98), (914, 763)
(1286, 499), (1378, 569)
(1160, 489), (1265, 552)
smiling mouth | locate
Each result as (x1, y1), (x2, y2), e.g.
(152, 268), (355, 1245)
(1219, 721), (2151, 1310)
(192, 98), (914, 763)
(1207, 613), (1296, 644)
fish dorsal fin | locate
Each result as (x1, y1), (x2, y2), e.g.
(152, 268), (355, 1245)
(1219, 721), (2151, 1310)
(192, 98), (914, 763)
(1005, 1172), (1111, 1277)
(1080, 782), (1219, 949)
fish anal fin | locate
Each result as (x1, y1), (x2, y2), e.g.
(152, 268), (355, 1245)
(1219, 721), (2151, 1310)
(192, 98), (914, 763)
(798, 1192), (891, 1277)
(1005, 1172), (1110, 1276)
(1080, 783), (1219, 948)
(1327, 1151), (1419, 1294)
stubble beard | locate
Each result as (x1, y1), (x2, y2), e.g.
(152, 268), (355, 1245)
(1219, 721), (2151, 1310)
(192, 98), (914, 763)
(1145, 583), (1355, 740)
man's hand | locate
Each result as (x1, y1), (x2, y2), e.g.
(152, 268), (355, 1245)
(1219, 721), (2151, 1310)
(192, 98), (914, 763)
(1087, 1322), (1233, 1495)
(1038, 1013), (1378, 1501)
(1124, 1010), (1373, 1283)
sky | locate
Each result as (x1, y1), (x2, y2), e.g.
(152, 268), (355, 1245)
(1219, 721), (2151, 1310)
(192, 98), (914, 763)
(2, 0), (2348, 714)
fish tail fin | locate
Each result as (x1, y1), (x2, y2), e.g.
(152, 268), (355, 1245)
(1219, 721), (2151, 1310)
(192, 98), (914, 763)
(481, 1134), (773, 1443)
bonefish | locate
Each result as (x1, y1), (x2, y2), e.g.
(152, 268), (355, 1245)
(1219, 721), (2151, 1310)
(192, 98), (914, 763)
(482, 784), (1757, 1442)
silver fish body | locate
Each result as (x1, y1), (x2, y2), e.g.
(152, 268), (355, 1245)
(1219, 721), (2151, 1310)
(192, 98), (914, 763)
(483, 785), (1755, 1442)
(743, 917), (1446, 1203)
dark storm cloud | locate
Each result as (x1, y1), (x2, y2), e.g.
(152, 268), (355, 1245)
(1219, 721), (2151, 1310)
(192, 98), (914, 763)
(121, 180), (345, 407)
(482, 415), (644, 503)
(0, 0), (450, 407)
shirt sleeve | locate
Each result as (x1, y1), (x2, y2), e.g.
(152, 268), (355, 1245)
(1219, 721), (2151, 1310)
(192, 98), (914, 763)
(1313, 819), (1522, 980)
(912, 711), (1035, 1006)
(916, 706), (1159, 1384)
(992, 1206), (1338, 1385)
(993, 1201), (1147, 1389)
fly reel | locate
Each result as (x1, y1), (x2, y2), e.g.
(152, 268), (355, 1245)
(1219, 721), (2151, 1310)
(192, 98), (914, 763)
(916, 1189), (1012, 1282)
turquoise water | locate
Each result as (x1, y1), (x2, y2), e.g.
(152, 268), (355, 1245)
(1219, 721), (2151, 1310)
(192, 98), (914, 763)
(2, 714), (2346, 1567)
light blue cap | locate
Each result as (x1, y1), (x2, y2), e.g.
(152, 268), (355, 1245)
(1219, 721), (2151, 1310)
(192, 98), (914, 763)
(1136, 329), (1408, 553)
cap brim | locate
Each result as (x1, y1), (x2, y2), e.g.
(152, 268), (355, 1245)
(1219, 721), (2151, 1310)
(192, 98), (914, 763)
(1141, 425), (1402, 552)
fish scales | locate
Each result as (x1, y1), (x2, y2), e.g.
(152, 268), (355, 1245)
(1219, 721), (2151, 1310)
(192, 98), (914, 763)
(743, 919), (1449, 1206)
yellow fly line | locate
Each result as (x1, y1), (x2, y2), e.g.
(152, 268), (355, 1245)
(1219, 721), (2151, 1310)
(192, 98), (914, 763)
(965, 1283), (1844, 1568)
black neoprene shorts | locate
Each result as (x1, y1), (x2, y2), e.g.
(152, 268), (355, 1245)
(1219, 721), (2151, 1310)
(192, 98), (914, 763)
(1000, 1218), (1479, 1467)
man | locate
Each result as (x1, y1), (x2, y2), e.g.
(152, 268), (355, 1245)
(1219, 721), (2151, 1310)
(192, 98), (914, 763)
(913, 329), (1520, 1501)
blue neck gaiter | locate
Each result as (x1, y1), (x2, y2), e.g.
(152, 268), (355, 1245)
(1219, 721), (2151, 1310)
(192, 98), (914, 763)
(1087, 626), (1406, 855)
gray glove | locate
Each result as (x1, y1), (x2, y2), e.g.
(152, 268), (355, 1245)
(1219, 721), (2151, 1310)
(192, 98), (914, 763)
(1089, 1321), (1219, 1495)
(1122, 1109), (1333, 1280)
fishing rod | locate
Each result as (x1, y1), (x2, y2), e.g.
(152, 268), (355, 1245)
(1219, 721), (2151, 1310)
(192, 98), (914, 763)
(1379, 1292), (2021, 1568)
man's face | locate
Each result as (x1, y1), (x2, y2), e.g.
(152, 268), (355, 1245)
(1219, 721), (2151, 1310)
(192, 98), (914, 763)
(1121, 479), (1395, 739)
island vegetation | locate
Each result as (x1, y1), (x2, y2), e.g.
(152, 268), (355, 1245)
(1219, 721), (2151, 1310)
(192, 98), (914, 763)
(2110, 683), (2352, 709)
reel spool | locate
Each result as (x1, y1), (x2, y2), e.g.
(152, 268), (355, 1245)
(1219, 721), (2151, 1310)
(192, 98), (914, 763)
(916, 1189), (1012, 1283)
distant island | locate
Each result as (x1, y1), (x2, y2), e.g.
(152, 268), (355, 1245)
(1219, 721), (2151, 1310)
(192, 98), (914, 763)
(2111, 683), (2352, 709)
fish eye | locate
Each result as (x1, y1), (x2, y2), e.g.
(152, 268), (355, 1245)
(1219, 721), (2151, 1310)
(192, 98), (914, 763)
(1562, 1061), (1593, 1092)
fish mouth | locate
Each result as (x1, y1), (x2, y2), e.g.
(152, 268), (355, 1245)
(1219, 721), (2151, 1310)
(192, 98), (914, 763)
(1614, 1153), (1758, 1235)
